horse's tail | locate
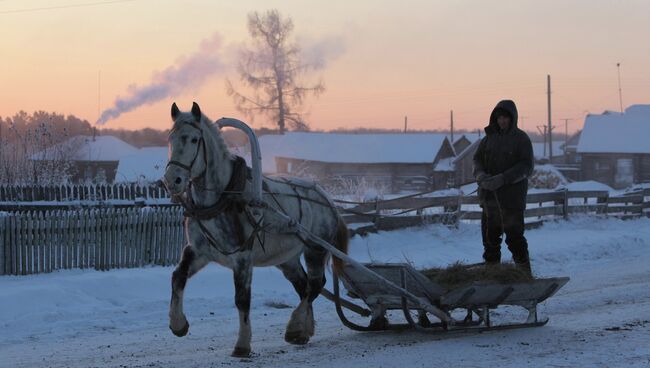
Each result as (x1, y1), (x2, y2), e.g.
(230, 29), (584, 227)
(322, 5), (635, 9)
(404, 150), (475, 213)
(331, 216), (349, 275)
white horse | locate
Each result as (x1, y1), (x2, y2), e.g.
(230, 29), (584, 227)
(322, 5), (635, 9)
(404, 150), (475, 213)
(164, 102), (349, 357)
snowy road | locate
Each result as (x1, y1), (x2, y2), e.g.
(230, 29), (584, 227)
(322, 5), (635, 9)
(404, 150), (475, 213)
(1, 217), (650, 368)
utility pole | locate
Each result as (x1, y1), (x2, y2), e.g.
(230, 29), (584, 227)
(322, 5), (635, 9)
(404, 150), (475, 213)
(617, 62), (624, 113)
(537, 125), (548, 158)
(561, 118), (572, 164)
(404, 116), (408, 133)
(547, 74), (553, 162)
(98, 70), (101, 123)
(450, 110), (454, 143)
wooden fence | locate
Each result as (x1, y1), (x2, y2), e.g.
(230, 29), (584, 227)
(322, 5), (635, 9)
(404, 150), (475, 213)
(0, 207), (184, 276)
(342, 188), (650, 235)
(0, 183), (168, 203)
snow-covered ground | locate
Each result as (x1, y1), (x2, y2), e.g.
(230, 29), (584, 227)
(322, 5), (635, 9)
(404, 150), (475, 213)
(1, 217), (650, 367)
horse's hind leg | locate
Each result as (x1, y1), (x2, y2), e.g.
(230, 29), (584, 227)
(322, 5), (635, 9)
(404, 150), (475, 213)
(303, 248), (329, 337)
(277, 257), (312, 345)
(169, 245), (208, 337)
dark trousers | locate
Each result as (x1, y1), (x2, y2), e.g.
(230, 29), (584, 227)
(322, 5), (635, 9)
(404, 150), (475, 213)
(480, 206), (529, 264)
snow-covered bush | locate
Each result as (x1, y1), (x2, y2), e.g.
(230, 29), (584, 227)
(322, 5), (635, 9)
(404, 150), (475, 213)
(529, 165), (568, 190)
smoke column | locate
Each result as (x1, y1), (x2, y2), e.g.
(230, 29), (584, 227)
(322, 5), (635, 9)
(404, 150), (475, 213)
(96, 33), (225, 125)
(299, 35), (346, 70)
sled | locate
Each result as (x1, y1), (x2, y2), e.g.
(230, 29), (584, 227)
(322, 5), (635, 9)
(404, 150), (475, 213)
(325, 262), (569, 333)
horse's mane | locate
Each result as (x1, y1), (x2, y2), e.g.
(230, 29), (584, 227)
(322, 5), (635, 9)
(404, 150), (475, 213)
(198, 114), (233, 162)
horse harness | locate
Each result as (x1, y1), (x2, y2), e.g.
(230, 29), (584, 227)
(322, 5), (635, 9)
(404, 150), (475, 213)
(167, 121), (339, 256)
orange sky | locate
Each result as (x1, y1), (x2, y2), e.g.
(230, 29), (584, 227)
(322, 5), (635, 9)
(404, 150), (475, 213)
(1, 0), (649, 134)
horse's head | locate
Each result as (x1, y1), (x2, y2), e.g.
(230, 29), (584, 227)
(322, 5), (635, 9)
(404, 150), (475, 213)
(164, 102), (206, 196)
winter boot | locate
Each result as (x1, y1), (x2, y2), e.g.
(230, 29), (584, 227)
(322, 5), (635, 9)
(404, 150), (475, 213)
(482, 248), (501, 265)
(514, 260), (533, 278)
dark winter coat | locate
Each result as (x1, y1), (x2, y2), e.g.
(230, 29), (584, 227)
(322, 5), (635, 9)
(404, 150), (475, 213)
(473, 100), (534, 209)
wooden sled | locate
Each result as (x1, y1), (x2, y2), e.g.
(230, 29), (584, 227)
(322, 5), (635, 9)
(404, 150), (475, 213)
(324, 262), (569, 334)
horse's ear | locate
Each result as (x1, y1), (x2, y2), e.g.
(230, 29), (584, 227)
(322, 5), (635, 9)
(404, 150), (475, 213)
(171, 102), (180, 121)
(191, 102), (202, 122)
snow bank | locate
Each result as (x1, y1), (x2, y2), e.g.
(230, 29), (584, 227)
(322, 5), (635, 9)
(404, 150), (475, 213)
(562, 180), (614, 192)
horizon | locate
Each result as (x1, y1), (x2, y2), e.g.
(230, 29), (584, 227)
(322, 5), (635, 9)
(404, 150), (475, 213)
(2, 0), (649, 134)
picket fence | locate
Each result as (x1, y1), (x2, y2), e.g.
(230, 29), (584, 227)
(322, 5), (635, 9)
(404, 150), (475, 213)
(0, 183), (168, 203)
(0, 207), (184, 276)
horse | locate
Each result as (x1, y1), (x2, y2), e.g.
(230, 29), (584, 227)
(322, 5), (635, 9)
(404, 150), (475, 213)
(163, 102), (349, 358)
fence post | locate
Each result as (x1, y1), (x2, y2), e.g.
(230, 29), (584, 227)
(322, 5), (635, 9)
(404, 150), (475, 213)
(563, 189), (569, 220)
(0, 213), (5, 275)
(600, 192), (610, 217)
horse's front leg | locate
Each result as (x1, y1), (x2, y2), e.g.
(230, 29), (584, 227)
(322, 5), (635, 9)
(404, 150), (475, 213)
(169, 245), (208, 337)
(232, 258), (254, 358)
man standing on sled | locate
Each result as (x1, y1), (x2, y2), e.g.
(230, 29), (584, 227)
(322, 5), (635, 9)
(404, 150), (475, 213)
(473, 100), (534, 275)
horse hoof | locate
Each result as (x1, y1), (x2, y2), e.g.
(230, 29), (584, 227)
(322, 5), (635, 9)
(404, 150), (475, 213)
(285, 331), (310, 345)
(231, 347), (251, 358)
(170, 320), (189, 337)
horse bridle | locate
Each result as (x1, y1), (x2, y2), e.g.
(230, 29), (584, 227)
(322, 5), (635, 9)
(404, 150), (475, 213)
(166, 121), (208, 184)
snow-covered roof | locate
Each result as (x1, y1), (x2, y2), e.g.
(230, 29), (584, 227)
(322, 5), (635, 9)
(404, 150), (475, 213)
(259, 132), (452, 173)
(577, 104), (650, 154)
(533, 142), (565, 160)
(31, 135), (139, 162)
(454, 133), (482, 143)
(433, 157), (454, 172)
(452, 139), (480, 163)
(115, 147), (168, 183)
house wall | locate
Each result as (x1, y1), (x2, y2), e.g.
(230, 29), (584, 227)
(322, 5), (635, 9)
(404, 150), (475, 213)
(637, 154), (650, 183)
(72, 161), (119, 183)
(453, 138), (471, 155)
(276, 158), (435, 192)
(580, 153), (650, 189)
(34, 160), (119, 184)
(452, 142), (480, 186)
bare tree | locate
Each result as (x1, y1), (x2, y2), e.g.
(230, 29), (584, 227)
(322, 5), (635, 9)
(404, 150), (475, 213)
(227, 9), (324, 133)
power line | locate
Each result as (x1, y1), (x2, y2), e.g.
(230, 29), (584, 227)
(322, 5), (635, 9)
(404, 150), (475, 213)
(0, 0), (139, 15)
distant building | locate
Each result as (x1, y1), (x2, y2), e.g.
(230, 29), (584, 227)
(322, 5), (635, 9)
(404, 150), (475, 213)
(577, 105), (650, 189)
(258, 132), (456, 192)
(115, 147), (168, 184)
(532, 142), (565, 164)
(452, 138), (481, 186)
(562, 130), (582, 165)
(31, 135), (139, 183)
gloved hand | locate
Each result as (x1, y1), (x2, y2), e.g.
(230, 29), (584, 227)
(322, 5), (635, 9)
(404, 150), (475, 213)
(475, 172), (489, 184)
(480, 174), (505, 191)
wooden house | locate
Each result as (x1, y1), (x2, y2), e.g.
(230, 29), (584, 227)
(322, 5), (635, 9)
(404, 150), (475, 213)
(31, 135), (139, 183)
(577, 105), (650, 189)
(258, 132), (456, 193)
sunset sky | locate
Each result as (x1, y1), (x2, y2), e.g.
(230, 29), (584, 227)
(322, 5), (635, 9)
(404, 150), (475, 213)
(1, 0), (649, 134)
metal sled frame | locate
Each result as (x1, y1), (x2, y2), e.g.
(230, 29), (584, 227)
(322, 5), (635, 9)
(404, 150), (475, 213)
(216, 117), (570, 335)
(329, 263), (569, 334)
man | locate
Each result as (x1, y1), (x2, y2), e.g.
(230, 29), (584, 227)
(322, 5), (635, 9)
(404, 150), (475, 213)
(473, 100), (534, 274)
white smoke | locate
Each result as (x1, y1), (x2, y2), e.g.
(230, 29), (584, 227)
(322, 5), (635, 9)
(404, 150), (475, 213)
(96, 33), (226, 125)
(298, 35), (346, 70)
